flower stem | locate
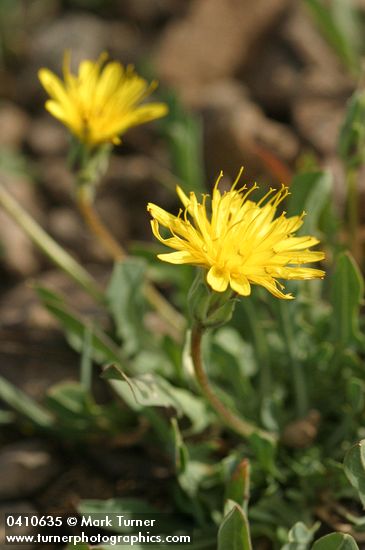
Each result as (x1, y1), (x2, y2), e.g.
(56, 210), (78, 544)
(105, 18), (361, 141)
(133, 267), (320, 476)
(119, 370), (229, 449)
(0, 183), (104, 303)
(76, 185), (186, 340)
(190, 322), (275, 441)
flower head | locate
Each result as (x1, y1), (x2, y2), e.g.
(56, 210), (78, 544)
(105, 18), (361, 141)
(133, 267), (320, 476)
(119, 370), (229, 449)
(147, 170), (325, 299)
(38, 52), (168, 147)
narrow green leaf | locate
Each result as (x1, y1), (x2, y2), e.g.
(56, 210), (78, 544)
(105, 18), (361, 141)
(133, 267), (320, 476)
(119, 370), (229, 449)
(312, 533), (359, 549)
(218, 502), (252, 550)
(0, 374), (53, 429)
(344, 439), (365, 507)
(106, 259), (148, 356)
(330, 252), (364, 348)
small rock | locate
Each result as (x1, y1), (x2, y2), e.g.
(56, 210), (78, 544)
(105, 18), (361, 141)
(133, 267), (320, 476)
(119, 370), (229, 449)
(0, 441), (59, 500)
(0, 102), (30, 150)
(0, 502), (38, 550)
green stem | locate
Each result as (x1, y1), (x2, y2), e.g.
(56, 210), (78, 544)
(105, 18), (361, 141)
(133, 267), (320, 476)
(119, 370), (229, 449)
(0, 184), (104, 303)
(190, 322), (275, 442)
(278, 301), (308, 418)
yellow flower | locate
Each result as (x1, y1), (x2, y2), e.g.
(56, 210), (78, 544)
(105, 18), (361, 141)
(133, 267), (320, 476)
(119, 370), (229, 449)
(38, 52), (168, 147)
(147, 170), (325, 299)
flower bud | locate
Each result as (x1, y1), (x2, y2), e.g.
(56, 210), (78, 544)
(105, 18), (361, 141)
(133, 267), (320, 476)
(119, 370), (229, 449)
(188, 271), (236, 329)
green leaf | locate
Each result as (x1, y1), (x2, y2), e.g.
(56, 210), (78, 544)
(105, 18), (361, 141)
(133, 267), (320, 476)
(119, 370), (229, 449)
(287, 171), (332, 235)
(281, 521), (320, 550)
(0, 374), (53, 429)
(330, 252), (364, 348)
(312, 533), (359, 549)
(106, 259), (149, 356)
(104, 366), (209, 433)
(104, 367), (184, 410)
(218, 502), (252, 550)
(344, 439), (365, 507)
(225, 459), (250, 514)
(35, 285), (128, 367)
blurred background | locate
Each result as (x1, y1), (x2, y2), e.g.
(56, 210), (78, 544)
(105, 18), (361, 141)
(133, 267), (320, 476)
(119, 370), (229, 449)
(0, 0), (363, 543)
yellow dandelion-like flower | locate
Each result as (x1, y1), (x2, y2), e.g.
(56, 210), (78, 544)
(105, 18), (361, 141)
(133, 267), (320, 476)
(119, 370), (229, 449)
(38, 52), (168, 147)
(147, 169), (325, 300)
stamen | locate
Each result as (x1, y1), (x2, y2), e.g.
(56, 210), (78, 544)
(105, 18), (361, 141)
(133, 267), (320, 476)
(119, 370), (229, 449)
(241, 183), (259, 203)
(231, 166), (244, 190)
(213, 171), (224, 191)
(257, 187), (276, 206)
